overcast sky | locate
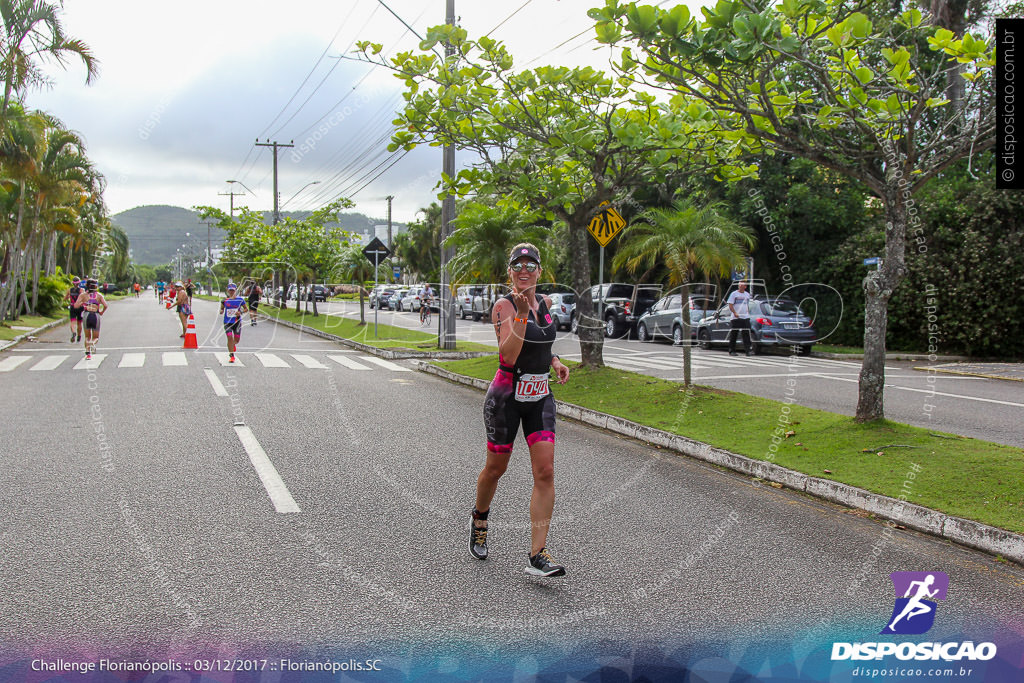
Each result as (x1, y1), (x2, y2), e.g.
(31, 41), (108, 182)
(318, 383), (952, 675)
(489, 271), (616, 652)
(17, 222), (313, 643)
(31, 0), (676, 223)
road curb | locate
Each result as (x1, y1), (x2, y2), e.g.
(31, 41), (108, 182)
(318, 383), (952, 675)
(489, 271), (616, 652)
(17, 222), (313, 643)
(416, 360), (1024, 566)
(0, 318), (67, 352)
(812, 351), (973, 361)
(911, 366), (1024, 383)
(258, 312), (493, 361)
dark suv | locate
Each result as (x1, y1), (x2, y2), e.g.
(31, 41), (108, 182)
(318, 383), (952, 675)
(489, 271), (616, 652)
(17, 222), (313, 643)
(589, 283), (664, 338)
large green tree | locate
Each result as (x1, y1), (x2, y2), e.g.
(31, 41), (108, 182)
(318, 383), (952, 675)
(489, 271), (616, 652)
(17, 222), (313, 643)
(613, 198), (755, 385)
(592, 0), (996, 420)
(357, 27), (742, 368)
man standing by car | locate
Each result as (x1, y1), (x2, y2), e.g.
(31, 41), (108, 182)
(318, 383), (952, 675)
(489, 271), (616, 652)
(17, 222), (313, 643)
(727, 281), (753, 356)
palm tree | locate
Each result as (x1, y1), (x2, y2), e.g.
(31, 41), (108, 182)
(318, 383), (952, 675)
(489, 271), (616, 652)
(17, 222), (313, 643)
(336, 243), (377, 325)
(613, 198), (756, 386)
(1, 0), (99, 114)
(444, 202), (542, 286)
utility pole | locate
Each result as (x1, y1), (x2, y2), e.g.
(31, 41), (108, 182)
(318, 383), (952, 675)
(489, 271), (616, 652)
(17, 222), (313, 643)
(439, 0), (457, 350)
(218, 187), (245, 219)
(255, 139), (294, 225)
(385, 195), (394, 249)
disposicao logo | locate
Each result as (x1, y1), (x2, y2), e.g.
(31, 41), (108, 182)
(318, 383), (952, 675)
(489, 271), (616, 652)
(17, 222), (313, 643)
(881, 571), (948, 635)
(831, 571), (997, 663)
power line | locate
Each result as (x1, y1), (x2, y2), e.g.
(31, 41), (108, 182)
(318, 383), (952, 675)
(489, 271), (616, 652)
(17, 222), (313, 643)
(269, 2), (385, 139)
(485, 0), (535, 38)
(258, 1), (362, 139)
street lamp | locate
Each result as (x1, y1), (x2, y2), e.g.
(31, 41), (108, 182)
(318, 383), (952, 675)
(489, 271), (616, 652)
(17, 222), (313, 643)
(281, 180), (321, 209)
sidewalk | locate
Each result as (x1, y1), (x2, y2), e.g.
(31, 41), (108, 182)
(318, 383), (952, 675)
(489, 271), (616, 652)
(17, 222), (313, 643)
(914, 362), (1024, 382)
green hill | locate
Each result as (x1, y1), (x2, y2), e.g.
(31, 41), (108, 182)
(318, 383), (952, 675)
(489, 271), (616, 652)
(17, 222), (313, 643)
(112, 205), (403, 265)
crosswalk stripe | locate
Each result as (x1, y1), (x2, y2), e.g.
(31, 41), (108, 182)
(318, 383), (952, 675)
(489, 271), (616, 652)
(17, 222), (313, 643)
(361, 356), (411, 372)
(0, 356), (32, 372)
(30, 355), (68, 371)
(328, 354), (371, 370)
(606, 356), (679, 370)
(73, 354), (107, 370)
(255, 352), (289, 368)
(118, 353), (146, 368)
(214, 352), (244, 366)
(162, 351), (187, 366)
(204, 368), (229, 397)
(291, 354), (328, 369)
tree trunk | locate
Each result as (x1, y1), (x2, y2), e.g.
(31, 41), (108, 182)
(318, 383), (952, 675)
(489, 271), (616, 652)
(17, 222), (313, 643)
(568, 216), (603, 367)
(312, 279), (319, 317)
(30, 233), (42, 313)
(856, 182), (908, 422)
(358, 287), (366, 325)
(45, 231), (56, 276)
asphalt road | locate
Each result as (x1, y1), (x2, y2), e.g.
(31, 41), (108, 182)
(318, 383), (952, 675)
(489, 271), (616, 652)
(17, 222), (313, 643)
(1, 296), (1022, 677)
(320, 300), (1024, 449)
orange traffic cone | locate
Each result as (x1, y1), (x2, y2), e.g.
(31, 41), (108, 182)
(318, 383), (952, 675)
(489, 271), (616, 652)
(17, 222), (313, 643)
(165, 297), (173, 310)
(183, 314), (198, 349)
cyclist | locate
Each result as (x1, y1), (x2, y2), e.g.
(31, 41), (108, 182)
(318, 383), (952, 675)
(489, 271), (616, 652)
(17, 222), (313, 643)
(220, 283), (249, 363)
(471, 244), (571, 577)
(66, 276), (84, 343)
(419, 284), (434, 324)
(74, 278), (108, 359)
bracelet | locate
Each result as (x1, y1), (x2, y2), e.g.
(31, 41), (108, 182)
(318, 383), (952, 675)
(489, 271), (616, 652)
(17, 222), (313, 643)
(514, 316), (527, 324)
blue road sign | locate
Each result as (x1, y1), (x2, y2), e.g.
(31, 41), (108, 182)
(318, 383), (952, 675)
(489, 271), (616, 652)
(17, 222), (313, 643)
(393, 266), (401, 279)
(863, 257), (880, 266)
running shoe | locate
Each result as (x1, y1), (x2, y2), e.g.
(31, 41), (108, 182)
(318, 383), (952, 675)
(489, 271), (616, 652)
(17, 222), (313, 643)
(470, 521), (488, 560)
(76, 333), (81, 342)
(70, 332), (76, 342)
(229, 354), (235, 363)
(525, 547), (566, 577)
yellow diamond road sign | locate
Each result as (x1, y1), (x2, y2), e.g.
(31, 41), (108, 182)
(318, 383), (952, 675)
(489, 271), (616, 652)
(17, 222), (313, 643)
(588, 203), (626, 247)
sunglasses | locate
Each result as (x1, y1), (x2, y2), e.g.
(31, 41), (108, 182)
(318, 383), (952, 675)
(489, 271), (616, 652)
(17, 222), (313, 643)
(510, 262), (539, 273)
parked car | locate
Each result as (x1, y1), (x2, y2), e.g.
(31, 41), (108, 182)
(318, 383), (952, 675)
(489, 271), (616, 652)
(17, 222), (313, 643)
(456, 285), (488, 319)
(305, 284), (330, 302)
(589, 283), (663, 338)
(368, 286), (396, 309)
(547, 292), (576, 330)
(401, 287), (426, 312)
(636, 294), (714, 344)
(389, 288), (410, 310)
(696, 297), (817, 355)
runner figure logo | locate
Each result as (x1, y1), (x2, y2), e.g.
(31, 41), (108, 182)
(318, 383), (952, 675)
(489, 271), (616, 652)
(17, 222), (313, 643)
(880, 571), (949, 635)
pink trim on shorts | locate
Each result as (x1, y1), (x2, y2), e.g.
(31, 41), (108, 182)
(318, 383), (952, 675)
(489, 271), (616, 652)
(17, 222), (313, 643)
(487, 442), (513, 454)
(526, 431), (555, 446)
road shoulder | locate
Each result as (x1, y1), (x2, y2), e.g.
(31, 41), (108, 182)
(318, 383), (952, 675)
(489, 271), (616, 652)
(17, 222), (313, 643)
(417, 360), (1024, 567)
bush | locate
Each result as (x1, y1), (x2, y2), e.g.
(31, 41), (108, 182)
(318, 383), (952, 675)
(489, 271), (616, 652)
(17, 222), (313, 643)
(36, 273), (71, 317)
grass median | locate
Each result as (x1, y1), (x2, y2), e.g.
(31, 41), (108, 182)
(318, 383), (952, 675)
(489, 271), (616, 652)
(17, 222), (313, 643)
(434, 355), (1024, 535)
(0, 314), (62, 341)
(194, 295), (495, 352)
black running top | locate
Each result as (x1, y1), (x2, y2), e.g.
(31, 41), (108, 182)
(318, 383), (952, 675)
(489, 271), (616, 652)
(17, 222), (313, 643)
(499, 293), (556, 375)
